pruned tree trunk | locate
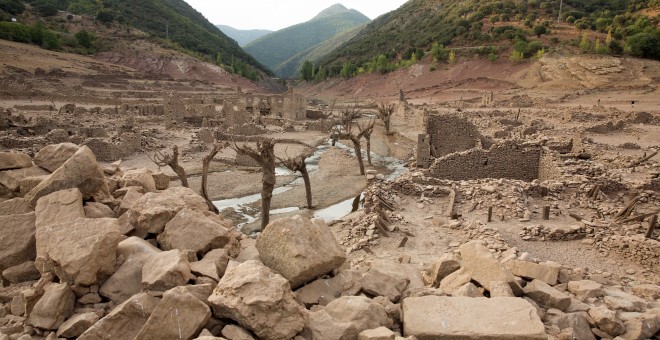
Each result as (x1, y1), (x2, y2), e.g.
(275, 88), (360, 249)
(341, 105), (374, 176)
(232, 139), (276, 230)
(278, 154), (313, 209)
(364, 130), (373, 166)
(378, 103), (395, 135)
(351, 136), (366, 175)
(201, 143), (227, 214)
(149, 145), (188, 187)
(300, 166), (312, 208)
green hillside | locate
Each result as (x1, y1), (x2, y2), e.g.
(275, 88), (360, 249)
(0, 0), (272, 77)
(245, 3), (370, 76)
(274, 24), (365, 79)
(216, 24), (272, 47)
(319, 0), (660, 77)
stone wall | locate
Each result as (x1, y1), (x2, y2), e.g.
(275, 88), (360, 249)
(538, 149), (560, 181)
(427, 141), (543, 182)
(426, 113), (481, 158)
(306, 119), (335, 132)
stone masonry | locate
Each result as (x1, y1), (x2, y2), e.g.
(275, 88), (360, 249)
(427, 140), (544, 182)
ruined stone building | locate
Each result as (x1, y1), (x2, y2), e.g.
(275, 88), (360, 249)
(425, 113), (482, 158)
(427, 140), (558, 182)
(229, 88), (306, 121)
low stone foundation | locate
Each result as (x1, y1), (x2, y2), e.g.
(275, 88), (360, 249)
(427, 141), (553, 182)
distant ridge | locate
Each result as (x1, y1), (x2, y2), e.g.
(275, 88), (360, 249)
(244, 3), (370, 77)
(216, 25), (273, 47)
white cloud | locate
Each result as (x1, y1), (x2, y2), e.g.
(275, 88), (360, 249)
(185, 0), (409, 31)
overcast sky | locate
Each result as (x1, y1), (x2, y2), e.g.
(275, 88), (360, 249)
(184, 0), (409, 31)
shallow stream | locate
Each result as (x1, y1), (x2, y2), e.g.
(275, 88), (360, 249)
(212, 140), (407, 231)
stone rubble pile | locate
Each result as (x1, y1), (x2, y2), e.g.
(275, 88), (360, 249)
(1, 144), (659, 340)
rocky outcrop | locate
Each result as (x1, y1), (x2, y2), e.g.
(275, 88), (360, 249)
(158, 208), (238, 257)
(24, 146), (107, 206)
(33, 143), (79, 172)
(256, 215), (345, 288)
(402, 296), (546, 339)
(35, 217), (121, 285)
(208, 260), (306, 340)
(0, 213), (36, 270)
(134, 287), (211, 340)
(129, 186), (209, 234)
(78, 293), (161, 340)
(0, 152), (32, 170)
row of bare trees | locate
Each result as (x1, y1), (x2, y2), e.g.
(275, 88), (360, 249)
(150, 139), (313, 230)
(148, 101), (395, 230)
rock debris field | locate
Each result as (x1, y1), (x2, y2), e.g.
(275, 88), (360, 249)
(0, 127), (658, 340)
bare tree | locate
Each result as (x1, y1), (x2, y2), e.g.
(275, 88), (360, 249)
(149, 145), (188, 187)
(377, 103), (395, 135)
(278, 153), (313, 208)
(344, 116), (375, 176)
(363, 126), (374, 166)
(231, 139), (276, 230)
(200, 142), (228, 213)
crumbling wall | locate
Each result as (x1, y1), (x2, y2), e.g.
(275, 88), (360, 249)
(235, 153), (259, 167)
(426, 113), (481, 157)
(538, 149), (560, 181)
(306, 119), (335, 132)
(427, 141), (542, 182)
(83, 138), (123, 162)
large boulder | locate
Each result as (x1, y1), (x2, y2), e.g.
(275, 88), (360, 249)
(135, 287), (211, 340)
(402, 296), (546, 339)
(324, 296), (392, 334)
(190, 249), (230, 281)
(0, 152), (32, 170)
(301, 309), (358, 340)
(256, 215), (345, 288)
(35, 217), (121, 285)
(0, 167), (49, 192)
(589, 306), (625, 336)
(34, 188), (85, 228)
(503, 260), (561, 285)
(78, 293), (160, 340)
(458, 241), (523, 296)
(567, 280), (604, 300)
(2, 261), (40, 284)
(27, 283), (75, 330)
(158, 208), (237, 257)
(620, 310), (660, 340)
(424, 253), (461, 287)
(56, 312), (100, 338)
(361, 260), (425, 302)
(34, 143), (79, 172)
(524, 279), (571, 312)
(100, 237), (161, 303)
(208, 260), (306, 340)
(120, 169), (157, 193)
(440, 268), (473, 293)
(129, 186), (209, 234)
(0, 198), (32, 216)
(24, 146), (107, 206)
(84, 202), (115, 218)
(0, 212), (36, 271)
(141, 249), (192, 291)
(556, 313), (596, 340)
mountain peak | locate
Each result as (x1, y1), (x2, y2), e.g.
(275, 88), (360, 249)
(313, 3), (350, 20)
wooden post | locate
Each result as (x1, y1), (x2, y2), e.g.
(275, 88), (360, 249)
(487, 207), (493, 223)
(446, 189), (456, 218)
(569, 212), (585, 221)
(645, 215), (658, 239)
(543, 206), (551, 220)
